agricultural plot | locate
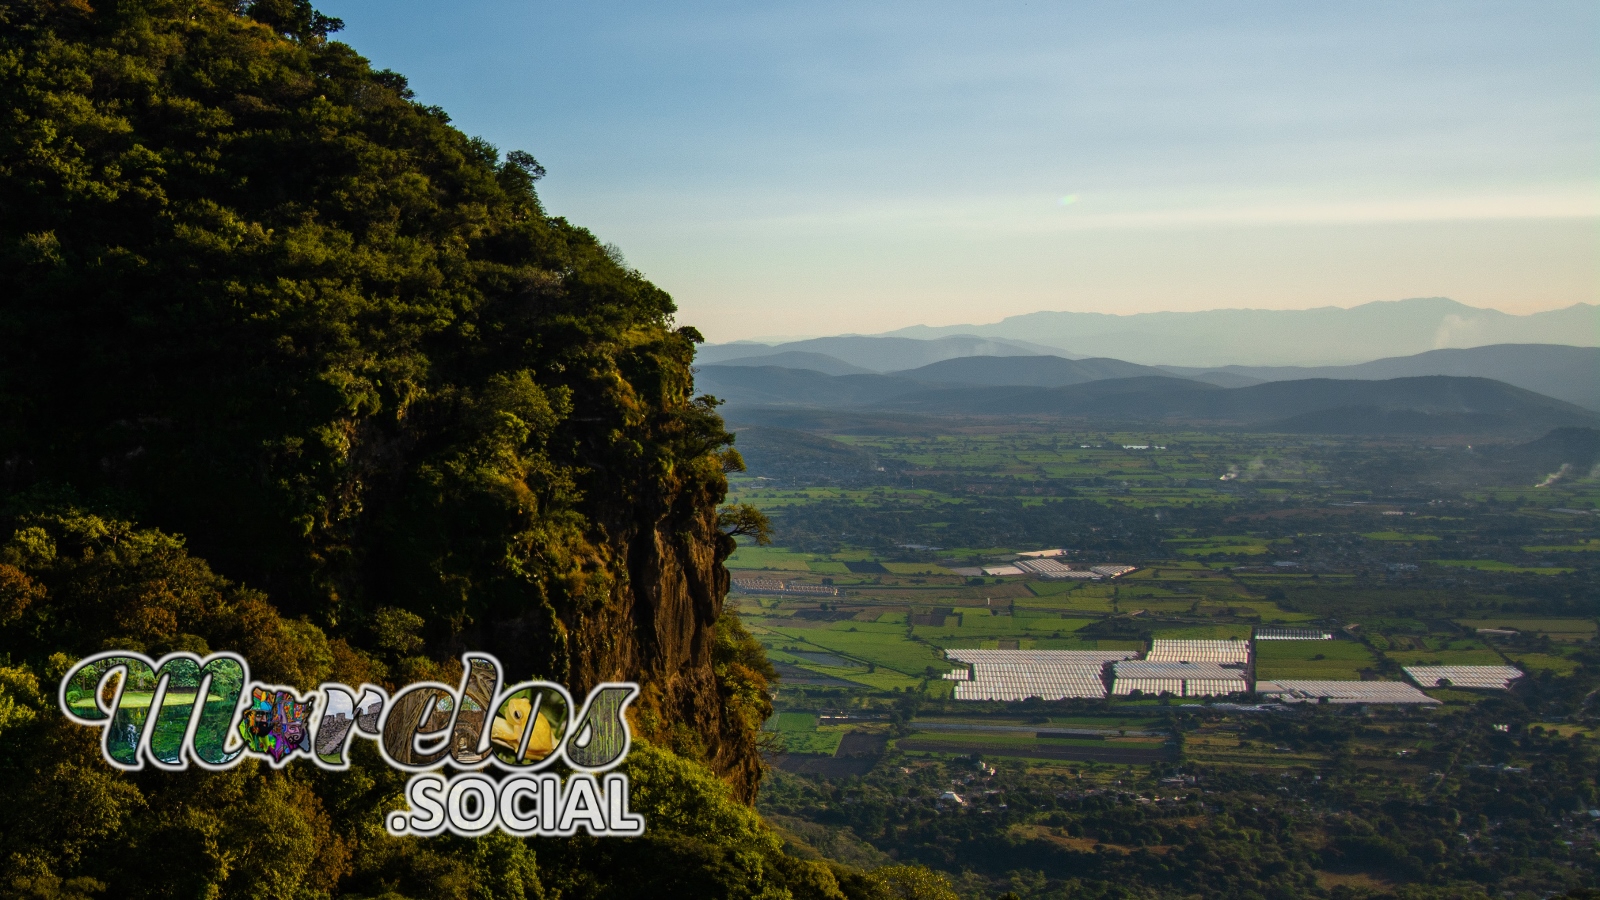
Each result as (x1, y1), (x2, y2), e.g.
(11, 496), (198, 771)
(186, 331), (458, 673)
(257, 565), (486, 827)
(1522, 539), (1600, 552)
(896, 731), (1171, 764)
(765, 623), (948, 677)
(1020, 590), (1118, 614)
(1457, 618), (1597, 642)
(1362, 531), (1441, 542)
(1166, 536), (1278, 556)
(1384, 646), (1507, 667)
(736, 423), (1597, 899)
(763, 712), (846, 755)
(1145, 624), (1253, 640)
(1506, 652), (1580, 676)
(1428, 559), (1574, 575)
(1254, 639), (1378, 680)
(1256, 680), (1437, 704)
(882, 562), (949, 575)
(1403, 665), (1524, 690)
(727, 546), (820, 571)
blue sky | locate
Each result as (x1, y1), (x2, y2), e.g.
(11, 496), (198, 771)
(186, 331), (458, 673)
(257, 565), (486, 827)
(321, 1), (1597, 341)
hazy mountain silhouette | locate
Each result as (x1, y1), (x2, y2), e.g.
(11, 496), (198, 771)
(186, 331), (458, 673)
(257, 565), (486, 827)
(695, 362), (1596, 436)
(884, 298), (1597, 367)
(879, 375), (1589, 424)
(890, 355), (1165, 385)
(696, 366), (930, 407)
(711, 351), (874, 376)
(1504, 426), (1600, 472)
(697, 334), (1069, 370)
(1160, 344), (1600, 411)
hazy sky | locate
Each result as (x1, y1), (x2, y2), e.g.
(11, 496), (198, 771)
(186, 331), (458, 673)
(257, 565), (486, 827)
(322, 1), (1598, 341)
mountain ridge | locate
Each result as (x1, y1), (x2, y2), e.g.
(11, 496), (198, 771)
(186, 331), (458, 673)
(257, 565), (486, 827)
(698, 343), (1599, 412)
(879, 298), (1598, 367)
(889, 354), (1166, 385)
(1159, 343), (1599, 411)
(694, 365), (1596, 436)
(697, 333), (1073, 370)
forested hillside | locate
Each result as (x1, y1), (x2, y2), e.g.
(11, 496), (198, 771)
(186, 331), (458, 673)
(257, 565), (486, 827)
(0, 2), (945, 897)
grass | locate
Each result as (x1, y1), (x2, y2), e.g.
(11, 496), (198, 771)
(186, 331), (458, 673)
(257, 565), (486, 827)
(727, 546), (818, 571)
(770, 626), (949, 677)
(1255, 640), (1378, 679)
(1456, 618), (1597, 640)
(1166, 536), (1275, 556)
(1147, 624), (1253, 639)
(1385, 649), (1507, 666)
(779, 731), (845, 755)
(767, 712), (819, 732)
(1521, 539), (1600, 552)
(1022, 617), (1095, 634)
(841, 670), (923, 691)
(883, 562), (947, 575)
(1505, 653), (1579, 676)
(1427, 560), (1574, 575)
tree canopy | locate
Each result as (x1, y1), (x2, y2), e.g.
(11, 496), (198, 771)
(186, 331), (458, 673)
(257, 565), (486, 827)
(0, 0), (721, 645)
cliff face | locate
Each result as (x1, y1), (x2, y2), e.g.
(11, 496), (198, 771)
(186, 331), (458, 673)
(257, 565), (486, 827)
(463, 446), (762, 798)
(0, 0), (761, 794)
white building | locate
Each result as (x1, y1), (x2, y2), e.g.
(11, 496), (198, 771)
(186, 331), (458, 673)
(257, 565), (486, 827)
(1256, 680), (1439, 705)
(1403, 665), (1523, 690)
(945, 649), (1137, 701)
(1146, 639), (1251, 665)
(1015, 558), (1095, 579)
(1255, 626), (1333, 641)
(1112, 660), (1247, 697)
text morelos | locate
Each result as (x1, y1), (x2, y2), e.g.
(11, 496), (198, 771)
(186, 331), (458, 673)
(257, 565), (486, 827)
(58, 651), (645, 837)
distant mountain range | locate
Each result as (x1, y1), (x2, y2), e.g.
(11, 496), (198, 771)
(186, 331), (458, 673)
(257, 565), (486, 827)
(699, 334), (1064, 371)
(694, 361), (1597, 436)
(1158, 343), (1599, 411)
(698, 342), (1598, 412)
(883, 298), (1597, 367)
(711, 350), (877, 376)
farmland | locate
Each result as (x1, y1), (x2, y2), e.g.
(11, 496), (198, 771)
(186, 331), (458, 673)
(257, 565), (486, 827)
(734, 421), (1599, 899)
(1253, 638), (1378, 680)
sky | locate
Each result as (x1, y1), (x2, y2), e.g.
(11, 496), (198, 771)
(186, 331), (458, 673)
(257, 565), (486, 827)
(320, 0), (1598, 342)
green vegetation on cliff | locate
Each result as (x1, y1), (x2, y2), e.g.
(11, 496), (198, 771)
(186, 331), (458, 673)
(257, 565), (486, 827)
(0, 2), (956, 897)
(0, 0), (758, 774)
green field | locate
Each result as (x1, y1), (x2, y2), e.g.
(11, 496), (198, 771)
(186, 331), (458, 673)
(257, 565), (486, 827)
(1428, 559), (1574, 575)
(1456, 618), (1597, 640)
(1147, 623), (1253, 639)
(762, 712), (852, 755)
(1255, 639), (1378, 679)
(1385, 648), (1508, 666)
(1363, 531), (1441, 542)
(767, 712), (820, 732)
(1506, 652), (1580, 676)
(727, 546), (820, 571)
(1166, 536), (1275, 556)
(765, 623), (949, 677)
(1522, 539), (1600, 552)
(726, 424), (1596, 898)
